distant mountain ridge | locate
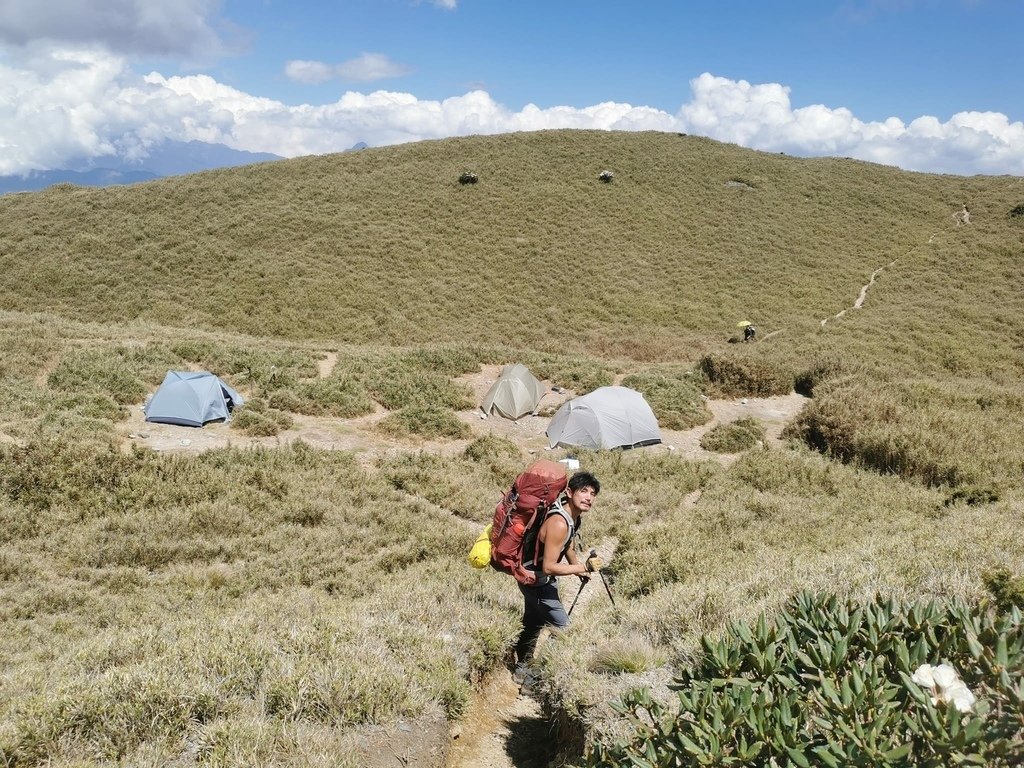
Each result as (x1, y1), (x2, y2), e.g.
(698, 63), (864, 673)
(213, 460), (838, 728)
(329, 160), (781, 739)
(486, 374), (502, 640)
(0, 140), (283, 194)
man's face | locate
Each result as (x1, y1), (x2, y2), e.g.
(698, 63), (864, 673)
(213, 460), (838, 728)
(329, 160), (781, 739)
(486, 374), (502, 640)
(568, 485), (597, 513)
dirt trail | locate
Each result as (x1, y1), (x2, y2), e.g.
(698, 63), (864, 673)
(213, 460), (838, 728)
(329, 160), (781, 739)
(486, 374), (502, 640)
(821, 257), (899, 327)
(316, 351), (338, 378)
(446, 539), (618, 768)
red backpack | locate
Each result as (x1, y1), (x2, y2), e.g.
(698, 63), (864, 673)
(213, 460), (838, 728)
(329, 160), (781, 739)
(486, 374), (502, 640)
(490, 460), (568, 586)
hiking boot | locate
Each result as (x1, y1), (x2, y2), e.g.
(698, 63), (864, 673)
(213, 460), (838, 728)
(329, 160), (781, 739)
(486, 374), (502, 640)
(512, 662), (538, 688)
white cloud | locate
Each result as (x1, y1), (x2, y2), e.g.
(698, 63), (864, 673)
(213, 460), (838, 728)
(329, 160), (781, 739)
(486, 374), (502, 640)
(336, 53), (412, 81)
(283, 60), (335, 85)
(284, 53), (411, 84)
(432, 0), (458, 9)
(0, 0), (231, 59)
(1, 51), (1022, 177)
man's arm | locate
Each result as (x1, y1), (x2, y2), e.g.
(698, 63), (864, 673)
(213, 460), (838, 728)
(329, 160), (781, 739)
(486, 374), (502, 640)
(539, 516), (588, 577)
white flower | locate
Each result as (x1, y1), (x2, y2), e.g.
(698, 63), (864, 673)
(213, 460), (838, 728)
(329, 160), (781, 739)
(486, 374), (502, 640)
(911, 662), (976, 713)
(911, 663), (936, 688)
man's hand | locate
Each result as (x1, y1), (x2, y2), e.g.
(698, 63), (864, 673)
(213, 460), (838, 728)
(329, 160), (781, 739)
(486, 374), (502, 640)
(585, 554), (603, 573)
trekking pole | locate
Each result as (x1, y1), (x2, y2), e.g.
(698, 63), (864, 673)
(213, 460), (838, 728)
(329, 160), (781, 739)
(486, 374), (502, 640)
(589, 548), (617, 609)
(566, 577), (588, 617)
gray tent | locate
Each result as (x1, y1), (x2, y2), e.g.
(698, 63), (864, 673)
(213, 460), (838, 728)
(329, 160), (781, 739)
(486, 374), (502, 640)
(144, 371), (244, 427)
(547, 386), (661, 450)
(480, 364), (546, 420)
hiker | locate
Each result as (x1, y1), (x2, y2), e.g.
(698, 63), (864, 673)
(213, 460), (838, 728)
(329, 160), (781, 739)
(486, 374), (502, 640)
(744, 324), (757, 343)
(954, 205), (971, 227)
(513, 471), (602, 681)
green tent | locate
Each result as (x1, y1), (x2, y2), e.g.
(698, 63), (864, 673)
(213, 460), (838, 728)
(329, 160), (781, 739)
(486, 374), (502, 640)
(480, 364), (546, 420)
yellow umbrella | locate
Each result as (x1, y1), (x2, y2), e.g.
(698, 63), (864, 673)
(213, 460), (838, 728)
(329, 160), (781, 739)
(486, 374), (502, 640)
(736, 320), (752, 328)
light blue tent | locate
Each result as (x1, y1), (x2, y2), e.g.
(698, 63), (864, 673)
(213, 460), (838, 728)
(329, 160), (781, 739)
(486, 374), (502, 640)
(144, 371), (244, 427)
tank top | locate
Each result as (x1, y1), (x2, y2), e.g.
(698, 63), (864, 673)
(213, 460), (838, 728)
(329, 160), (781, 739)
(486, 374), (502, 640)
(523, 497), (580, 586)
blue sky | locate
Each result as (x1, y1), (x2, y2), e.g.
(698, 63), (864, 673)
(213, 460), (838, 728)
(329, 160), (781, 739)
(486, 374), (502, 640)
(1, 0), (1022, 176)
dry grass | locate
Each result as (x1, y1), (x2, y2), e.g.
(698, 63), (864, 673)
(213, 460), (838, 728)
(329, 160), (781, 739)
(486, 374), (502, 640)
(0, 129), (1023, 764)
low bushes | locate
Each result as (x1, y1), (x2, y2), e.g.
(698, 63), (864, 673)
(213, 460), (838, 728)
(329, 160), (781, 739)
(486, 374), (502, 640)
(793, 356), (850, 397)
(231, 399), (294, 436)
(699, 354), (792, 397)
(48, 345), (177, 405)
(588, 592), (1024, 767)
(621, 369), (710, 430)
(277, 377), (375, 418)
(376, 406), (470, 439)
(984, 567), (1024, 612)
(525, 354), (615, 395)
(700, 417), (765, 453)
(785, 378), (1023, 489)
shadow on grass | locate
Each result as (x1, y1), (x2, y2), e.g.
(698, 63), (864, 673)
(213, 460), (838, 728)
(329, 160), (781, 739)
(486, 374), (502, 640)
(505, 710), (560, 768)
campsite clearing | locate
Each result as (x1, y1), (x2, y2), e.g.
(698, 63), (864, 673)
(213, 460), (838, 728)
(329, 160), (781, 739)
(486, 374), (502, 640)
(119, 363), (807, 465)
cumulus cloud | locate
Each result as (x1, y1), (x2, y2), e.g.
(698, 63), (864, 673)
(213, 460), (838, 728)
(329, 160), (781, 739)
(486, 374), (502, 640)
(285, 53), (412, 84)
(1, 51), (1021, 177)
(0, 0), (232, 59)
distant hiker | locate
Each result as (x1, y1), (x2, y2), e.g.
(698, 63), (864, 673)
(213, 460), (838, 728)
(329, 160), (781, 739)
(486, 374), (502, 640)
(954, 205), (971, 227)
(744, 324), (757, 343)
(513, 471), (602, 683)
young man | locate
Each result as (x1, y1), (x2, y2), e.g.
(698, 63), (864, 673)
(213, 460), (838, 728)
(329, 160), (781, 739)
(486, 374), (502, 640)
(513, 471), (602, 680)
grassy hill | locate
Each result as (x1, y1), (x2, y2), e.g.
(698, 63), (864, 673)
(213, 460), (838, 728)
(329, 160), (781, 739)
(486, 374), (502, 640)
(0, 130), (1015, 352)
(0, 130), (1022, 766)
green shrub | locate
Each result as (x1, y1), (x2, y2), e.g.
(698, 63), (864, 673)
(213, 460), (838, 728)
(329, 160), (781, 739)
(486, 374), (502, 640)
(943, 485), (1000, 507)
(289, 377), (375, 417)
(526, 355), (614, 395)
(588, 592), (1024, 767)
(621, 369), (710, 430)
(587, 639), (660, 675)
(401, 348), (480, 377)
(462, 435), (523, 484)
(353, 353), (473, 411)
(794, 357), (849, 397)
(700, 417), (766, 453)
(699, 354), (793, 397)
(231, 399), (294, 436)
(784, 379), (1020, 489)
(377, 406), (470, 439)
(54, 391), (126, 422)
(0, 436), (137, 514)
(170, 342), (315, 391)
(47, 346), (173, 404)
(983, 568), (1024, 612)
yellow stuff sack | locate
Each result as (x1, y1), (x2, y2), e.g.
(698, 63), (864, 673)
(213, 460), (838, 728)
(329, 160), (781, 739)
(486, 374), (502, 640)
(468, 524), (492, 569)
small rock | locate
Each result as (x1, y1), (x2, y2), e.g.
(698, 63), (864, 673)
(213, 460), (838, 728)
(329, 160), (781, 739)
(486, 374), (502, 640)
(450, 725), (462, 740)
(138, 432), (150, 439)
(128, 433), (137, 439)
(667, 445), (676, 451)
(180, 439), (192, 446)
(741, 398), (748, 404)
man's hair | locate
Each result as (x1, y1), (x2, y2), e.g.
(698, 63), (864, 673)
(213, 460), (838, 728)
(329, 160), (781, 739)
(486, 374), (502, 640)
(568, 471), (600, 495)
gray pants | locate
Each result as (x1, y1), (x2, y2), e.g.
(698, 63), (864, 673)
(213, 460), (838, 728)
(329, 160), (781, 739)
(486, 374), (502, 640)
(515, 580), (569, 663)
